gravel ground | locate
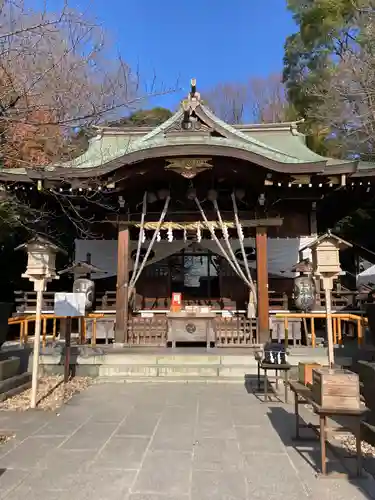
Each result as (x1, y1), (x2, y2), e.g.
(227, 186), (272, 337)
(0, 376), (91, 412)
(336, 433), (375, 458)
(302, 402), (375, 460)
(0, 433), (14, 444)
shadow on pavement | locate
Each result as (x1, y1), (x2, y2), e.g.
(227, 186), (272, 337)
(244, 373), (285, 403)
(267, 406), (375, 499)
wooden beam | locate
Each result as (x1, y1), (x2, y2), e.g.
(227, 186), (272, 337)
(103, 213), (283, 228)
(256, 227), (269, 344)
(115, 227), (130, 344)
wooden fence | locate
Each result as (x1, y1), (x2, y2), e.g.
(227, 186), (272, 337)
(8, 311), (369, 348)
(214, 316), (258, 347)
(15, 289), (363, 314)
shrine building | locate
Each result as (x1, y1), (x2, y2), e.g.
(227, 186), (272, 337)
(2, 80), (375, 348)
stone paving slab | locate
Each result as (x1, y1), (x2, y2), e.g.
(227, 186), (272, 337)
(0, 382), (374, 499)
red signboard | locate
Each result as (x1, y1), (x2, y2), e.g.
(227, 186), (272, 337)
(171, 292), (182, 311)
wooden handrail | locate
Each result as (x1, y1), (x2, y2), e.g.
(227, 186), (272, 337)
(275, 312), (368, 348)
(8, 313), (112, 346)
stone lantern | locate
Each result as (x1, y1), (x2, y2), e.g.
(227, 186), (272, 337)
(59, 256), (104, 313)
(17, 236), (63, 290)
(300, 231), (352, 366)
(16, 236), (66, 408)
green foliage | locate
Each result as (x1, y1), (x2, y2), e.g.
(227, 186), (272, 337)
(109, 107), (173, 127)
(283, 1), (375, 247)
(283, 0), (360, 155)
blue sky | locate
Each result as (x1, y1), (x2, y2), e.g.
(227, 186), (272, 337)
(97, 0), (297, 109)
(32, 0), (297, 109)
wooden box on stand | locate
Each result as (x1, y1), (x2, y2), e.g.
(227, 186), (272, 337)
(312, 367), (360, 410)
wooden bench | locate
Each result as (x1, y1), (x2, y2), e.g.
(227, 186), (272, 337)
(289, 380), (367, 477)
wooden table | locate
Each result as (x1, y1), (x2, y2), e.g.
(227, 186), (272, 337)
(167, 311), (216, 349)
(289, 380), (367, 477)
(258, 361), (291, 403)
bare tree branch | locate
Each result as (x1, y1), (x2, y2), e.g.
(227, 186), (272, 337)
(0, 0), (177, 240)
(203, 74), (294, 124)
(308, 5), (375, 159)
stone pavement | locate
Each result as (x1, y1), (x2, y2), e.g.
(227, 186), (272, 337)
(0, 382), (374, 499)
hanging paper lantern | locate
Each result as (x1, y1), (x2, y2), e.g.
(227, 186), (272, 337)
(167, 226), (173, 242)
(293, 276), (316, 312)
(235, 189), (245, 200)
(207, 189), (218, 201)
(147, 192), (158, 204)
(186, 188), (196, 200)
(157, 188), (170, 200)
(156, 231), (161, 242)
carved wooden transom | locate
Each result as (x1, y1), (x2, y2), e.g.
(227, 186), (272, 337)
(165, 158), (213, 179)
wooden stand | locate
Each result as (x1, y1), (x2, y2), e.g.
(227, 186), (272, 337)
(290, 381), (365, 477)
(312, 367), (360, 410)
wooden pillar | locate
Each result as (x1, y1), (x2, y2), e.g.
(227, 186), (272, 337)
(256, 227), (269, 344)
(115, 225), (130, 345)
(310, 201), (318, 236)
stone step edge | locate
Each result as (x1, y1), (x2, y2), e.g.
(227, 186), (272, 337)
(97, 366), (262, 377)
(98, 365), (261, 374)
(95, 376), (254, 384)
(98, 363), (298, 373)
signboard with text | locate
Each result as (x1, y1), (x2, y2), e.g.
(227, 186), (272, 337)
(54, 292), (86, 317)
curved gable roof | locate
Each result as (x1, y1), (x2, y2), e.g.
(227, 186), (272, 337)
(0, 80), (370, 180)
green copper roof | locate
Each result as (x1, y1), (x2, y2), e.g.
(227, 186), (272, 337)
(242, 130), (325, 163)
(63, 104), (330, 170)
(0, 86), (370, 178)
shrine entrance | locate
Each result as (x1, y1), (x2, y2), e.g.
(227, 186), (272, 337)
(166, 249), (220, 303)
(138, 246), (221, 307)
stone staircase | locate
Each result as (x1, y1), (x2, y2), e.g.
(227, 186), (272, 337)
(97, 353), (258, 382)
(35, 345), (351, 382)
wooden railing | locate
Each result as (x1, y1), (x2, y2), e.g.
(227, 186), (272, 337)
(8, 309), (370, 349)
(15, 289), (366, 315)
(8, 312), (259, 348)
(8, 313), (112, 347)
(14, 291), (118, 313)
(215, 317), (258, 346)
(275, 312), (368, 348)
(127, 316), (168, 346)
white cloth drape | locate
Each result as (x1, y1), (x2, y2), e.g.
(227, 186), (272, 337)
(74, 237), (316, 280)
